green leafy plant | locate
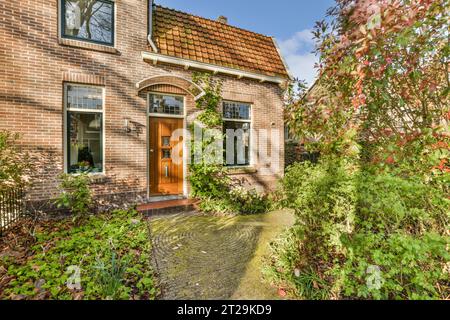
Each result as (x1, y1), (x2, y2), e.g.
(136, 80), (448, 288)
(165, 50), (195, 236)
(265, 159), (449, 300)
(198, 187), (272, 216)
(0, 209), (157, 300)
(189, 73), (271, 215)
(54, 173), (93, 217)
(270, 0), (450, 301)
(0, 130), (31, 190)
(94, 249), (129, 300)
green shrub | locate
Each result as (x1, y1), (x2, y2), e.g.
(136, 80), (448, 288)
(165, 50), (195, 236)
(230, 187), (272, 215)
(189, 163), (230, 199)
(265, 159), (450, 300)
(0, 131), (30, 190)
(54, 173), (93, 216)
(189, 73), (271, 215)
(198, 186), (272, 216)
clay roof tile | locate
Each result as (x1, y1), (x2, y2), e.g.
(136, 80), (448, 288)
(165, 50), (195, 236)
(152, 5), (289, 78)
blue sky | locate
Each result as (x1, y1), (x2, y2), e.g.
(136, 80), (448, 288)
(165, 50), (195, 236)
(156, 0), (335, 84)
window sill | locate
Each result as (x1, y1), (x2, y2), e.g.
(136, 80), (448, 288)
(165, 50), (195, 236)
(59, 38), (119, 54)
(89, 173), (108, 184)
(67, 172), (106, 181)
(225, 166), (257, 175)
(148, 113), (185, 119)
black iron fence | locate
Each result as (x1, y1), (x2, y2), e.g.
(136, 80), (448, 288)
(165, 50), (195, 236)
(0, 187), (25, 235)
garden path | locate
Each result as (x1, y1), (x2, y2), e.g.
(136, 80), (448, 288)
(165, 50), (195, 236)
(148, 210), (295, 300)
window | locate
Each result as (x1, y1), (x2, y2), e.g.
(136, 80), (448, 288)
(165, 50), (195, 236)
(65, 84), (104, 174)
(149, 94), (184, 116)
(223, 101), (251, 120)
(223, 101), (251, 166)
(62, 0), (114, 46)
(285, 125), (294, 141)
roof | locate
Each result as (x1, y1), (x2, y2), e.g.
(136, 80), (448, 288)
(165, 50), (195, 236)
(152, 5), (290, 79)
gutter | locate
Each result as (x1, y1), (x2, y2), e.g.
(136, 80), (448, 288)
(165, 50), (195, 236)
(142, 51), (288, 85)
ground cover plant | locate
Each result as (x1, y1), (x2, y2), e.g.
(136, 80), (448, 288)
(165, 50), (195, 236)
(0, 209), (157, 300)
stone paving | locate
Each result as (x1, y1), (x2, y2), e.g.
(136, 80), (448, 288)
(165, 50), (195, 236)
(148, 210), (295, 300)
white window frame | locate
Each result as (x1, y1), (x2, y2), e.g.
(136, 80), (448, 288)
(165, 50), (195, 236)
(147, 92), (186, 119)
(63, 83), (106, 175)
(222, 100), (253, 168)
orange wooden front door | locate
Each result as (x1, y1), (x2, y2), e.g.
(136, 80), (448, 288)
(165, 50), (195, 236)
(149, 117), (184, 195)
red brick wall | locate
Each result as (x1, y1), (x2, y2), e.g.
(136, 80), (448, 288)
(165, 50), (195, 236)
(0, 0), (285, 203)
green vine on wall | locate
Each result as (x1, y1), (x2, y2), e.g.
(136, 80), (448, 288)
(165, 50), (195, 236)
(189, 73), (271, 215)
(189, 73), (230, 200)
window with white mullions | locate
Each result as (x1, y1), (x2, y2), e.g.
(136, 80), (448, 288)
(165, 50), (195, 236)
(223, 101), (251, 120)
(65, 84), (105, 174)
(223, 101), (251, 167)
(149, 94), (184, 116)
(62, 0), (115, 46)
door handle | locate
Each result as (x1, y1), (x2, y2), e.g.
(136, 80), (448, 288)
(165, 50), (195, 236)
(150, 149), (154, 153)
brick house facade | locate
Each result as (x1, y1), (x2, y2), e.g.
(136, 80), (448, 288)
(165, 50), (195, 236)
(0, 1), (291, 205)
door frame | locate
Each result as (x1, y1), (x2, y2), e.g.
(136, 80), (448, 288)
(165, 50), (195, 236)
(146, 92), (188, 197)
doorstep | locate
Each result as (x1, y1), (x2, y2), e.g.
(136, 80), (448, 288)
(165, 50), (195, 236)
(137, 198), (198, 216)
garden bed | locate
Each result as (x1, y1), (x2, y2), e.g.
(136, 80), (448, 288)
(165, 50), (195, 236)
(0, 209), (157, 300)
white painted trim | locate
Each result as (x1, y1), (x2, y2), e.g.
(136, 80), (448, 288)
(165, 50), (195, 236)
(148, 113), (185, 119)
(223, 118), (251, 123)
(271, 37), (295, 81)
(63, 83), (106, 175)
(222, 100), (252, 122)
(223, 102), (253, 167)
(67, 108), (103, 113)
(141, 51), (288, 85)
(147, 91), (186, 119)
(135, 75), (206, 101)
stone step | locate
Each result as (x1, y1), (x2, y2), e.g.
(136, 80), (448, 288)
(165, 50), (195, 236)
(137, 199), (198, 216)
(146, 195), (185, 203)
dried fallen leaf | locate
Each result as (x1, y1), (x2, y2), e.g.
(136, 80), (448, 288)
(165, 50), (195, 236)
(278, 288), (287, 297)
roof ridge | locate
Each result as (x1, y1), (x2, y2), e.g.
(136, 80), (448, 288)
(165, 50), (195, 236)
(154, 4), (273, 40)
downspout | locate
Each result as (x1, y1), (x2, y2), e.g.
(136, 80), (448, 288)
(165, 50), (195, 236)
(147, 0), (158, 53)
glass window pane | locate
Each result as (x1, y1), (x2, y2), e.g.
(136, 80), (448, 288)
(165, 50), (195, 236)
(68, 112), (103, 173)
(223, 121), (250, 166)
(67, 85), (103, 110)
(63, 0), (114, 45)
(149, 94), (184, 115)
(223, 102), (251, 120)
(162, 137), (170, 147)
(162, 149), (171, 159)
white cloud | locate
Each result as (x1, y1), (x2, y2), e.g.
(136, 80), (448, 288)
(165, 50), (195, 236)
(277, 29), (318, 86)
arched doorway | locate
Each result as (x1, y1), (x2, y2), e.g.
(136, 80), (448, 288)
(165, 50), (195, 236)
(136, 75), (204, 196)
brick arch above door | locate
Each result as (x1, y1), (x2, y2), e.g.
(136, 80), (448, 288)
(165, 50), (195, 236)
(145, 84), (187, 96)
(136, 75), (205, 100)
